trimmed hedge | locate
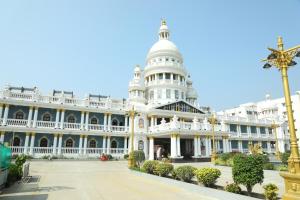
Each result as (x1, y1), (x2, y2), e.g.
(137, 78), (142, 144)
(154, 163), (173, 177)
(130, 150), (145, 167)
(224, 183), (242, 194)
(142, 160), (159, 174)
(263, 183), (278, 200)
(194, 167), (221, 187)
(173, 165), (196, 182)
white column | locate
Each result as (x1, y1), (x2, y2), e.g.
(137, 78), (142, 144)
(79, 135), (83, 154)
(83, 135), (88, 155)
(24, 133), (30, 154)
(58, 134), (63, 155)
(27, 107), (33, 127)
(52, 134), (58, 155)
(197, 137), (201, 156)
(124, 137), (128, 154)
(107, 136), (111, 154)
(108, 114), (111, 131)
(228, 140), (232, 152)
(176, 135), (181, 157)
(149, 137), (154, 160)
(2, 104), (9, 125)
(124, 115), (128, 131)
(104, 114), (107, 131)
(154, 117), (157, 126)
(193, 136), (199, 157)
(32, 107), (38, 128)
(222, 137), (227, 153)
(85, 112), (89, 130)
(80, 111), (85, 130)
(55, 109), (60, 129)
(0, 104), (3, 119)
(267, 141), (271, 153)
(205, 137), (209, 156)
(238, 140), (242, 152)
(150, 116), (154, 127)
(102, 136), (107, 153)
(171, 134), (177, 158)
(29, 133), (36, 155)
(0, 132), (5, 144)
(60, 110), (65, 129)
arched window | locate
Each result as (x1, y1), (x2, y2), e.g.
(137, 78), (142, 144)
(111, 140), (118, 148)
(89, 139), (96, 148)
(42, 113), (51, 121)
(15, 111), (24, 119)
(40, 138), (48, 147)
(138, 140), (144, 150)
(139, 118), (144, 128)
(112, 119), (118, 126)
(65, 138), (74, 147)
(67, 115), (76, 123)
(90, 117), (98, 124)
(12, 137), (21, 146)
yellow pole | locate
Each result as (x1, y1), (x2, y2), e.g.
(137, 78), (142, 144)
(128, 106), (136, 168)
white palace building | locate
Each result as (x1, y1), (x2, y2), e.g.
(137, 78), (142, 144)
(0, 21), (291, 160)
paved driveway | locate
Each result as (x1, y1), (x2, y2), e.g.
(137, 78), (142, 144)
(1, 161), (259, 200)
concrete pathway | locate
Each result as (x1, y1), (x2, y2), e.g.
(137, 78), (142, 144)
(0, 161), (259, 200)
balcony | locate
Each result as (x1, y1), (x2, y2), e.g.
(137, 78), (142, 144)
(1, 118), (126, 133)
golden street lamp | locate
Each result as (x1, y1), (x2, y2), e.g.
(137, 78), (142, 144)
(262, 36), (300, 200)
(271, 122), (281, 160)
(127, 106), (137, 168)
(208, 114), (218, 163)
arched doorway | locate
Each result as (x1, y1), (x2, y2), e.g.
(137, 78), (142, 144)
(12, 137), (21, 146)
(111, 140), (118, 148)
(40, 138), (48, 147)
(112, 119), (118, 126)
(65, 138), (74, 147)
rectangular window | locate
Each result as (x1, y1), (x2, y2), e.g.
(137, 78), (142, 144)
(173, 74), (177, 80)
(181, 92), (184, 99)
(260, 127), (266, 134)
(268, 128), (273, 134)
(240, 125), (248, 133)
(230, 124), (237, 132)
(175, 90), (179, 100)
(158, 73), (163, 80)
(165, 73), (171, 79)
(166, 89), (171, 99)
(157, 89), (162, 99)
(150, 91), (154, 100)
(250, 126), (257, 133)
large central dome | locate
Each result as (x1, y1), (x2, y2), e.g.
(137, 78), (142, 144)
(146, 20), (183, 61)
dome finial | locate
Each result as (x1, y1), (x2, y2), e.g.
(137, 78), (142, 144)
(159, 19), (169, 40)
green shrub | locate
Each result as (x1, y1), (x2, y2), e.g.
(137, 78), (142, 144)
(123, 154), (129, 160)
(224, 183), (242, 194)
(232, 154), (264, 195)
(130, 150), (145, 167)
(281, 151), (290, 165)
(263, 163), (275, 170)
(6, 163), (22, 186)
(226, 158), (234, 167)
(173, 165), (196, 182)
(215, 158), (227, 166)
(263, 183), (278, 200)
(276, 164), (288, 171)
(154, 163), (174, 177)
(219, 153), (232, 162)
(194, 167), (221, 187)
(142, 160), (159, 174)
(15, 154), (27, 167)
(171, 170), (177, 179)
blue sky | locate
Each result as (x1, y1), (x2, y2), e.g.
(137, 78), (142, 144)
(0, 0), (300, 111)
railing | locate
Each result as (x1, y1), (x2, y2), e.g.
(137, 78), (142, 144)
(10, 146), (25, 154)
(86, 148), (105, 155)
(111, 125), (125, 132)
(88, 124), (105, 131)
(9, 92), (33, 100)
(61, 147), (80, 154)
(63, 122), (81, 130)
(6, 119), (27, 127)
(181, 122), (192, 130)
(36, 121), (56, 128)
(33, 147), (53, 154)
(110, 148), (126, 154)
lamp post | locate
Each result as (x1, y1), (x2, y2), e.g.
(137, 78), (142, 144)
(128, 106), (137, 168)
(208, 114), (218, 163)
(271, 122), (281, 160)
(262, 36), (300, 200)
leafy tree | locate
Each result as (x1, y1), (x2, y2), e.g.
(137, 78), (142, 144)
(130, 150), (145, 167)
(232, 154), (264, 195)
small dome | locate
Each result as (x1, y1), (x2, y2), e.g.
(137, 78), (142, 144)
(148, 40), (180, 56)
(134, 65), (141, 73)
(186, 88), (198, 99)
